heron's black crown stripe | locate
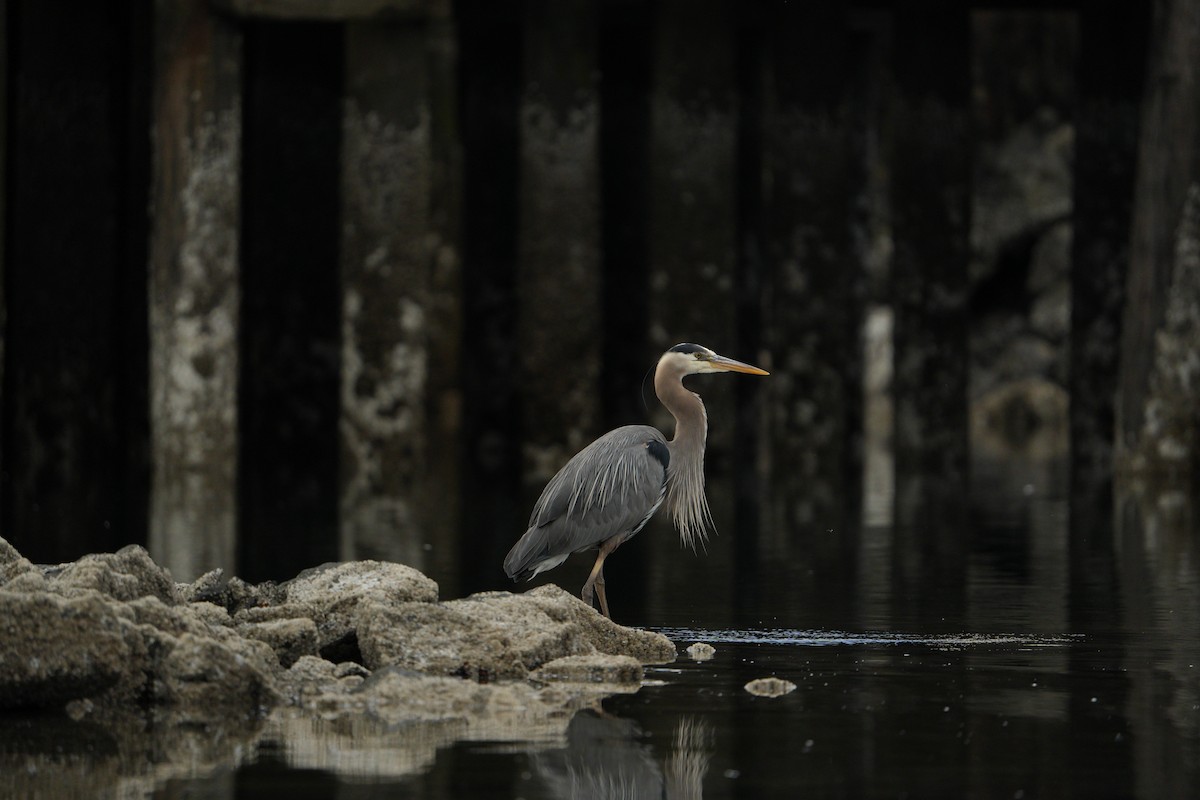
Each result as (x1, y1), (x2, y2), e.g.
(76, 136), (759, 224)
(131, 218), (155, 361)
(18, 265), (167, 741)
(668, 343), (705, 354)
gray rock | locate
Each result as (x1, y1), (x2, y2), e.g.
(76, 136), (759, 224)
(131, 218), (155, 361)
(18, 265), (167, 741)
(515, 585), (677, 664)
(2, 571), (48, 594)
(333, 661), (371, 680)
(0, 534), (666, 761)
(357, 586), (675, 680)
(234, 602), (317, 624)
(179, 569), (286, 614)
(158, 633), (280, 722)
(284, 560), (439, 654)
(188, 601), (235, 628)
(281, 655), (342, 704)
(230, 576), (288, 615)
(0, 537), (34, 587)
(238, 618), (320, 667)
(178, 568), (226, 604)
(53, 545), (178, 604)
(0, 591), (132, 710)
(357, 598), (581, 679)
(117, 595), (223, 638)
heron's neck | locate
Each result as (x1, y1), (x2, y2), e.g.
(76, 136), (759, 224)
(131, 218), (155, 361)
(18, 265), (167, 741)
(655, 366), (711, 550)
(655, 369), (707, 451)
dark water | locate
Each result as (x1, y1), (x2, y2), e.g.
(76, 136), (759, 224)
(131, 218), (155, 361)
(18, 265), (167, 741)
(0, 452), (1181, 797)
(149, 476), (1200, 799)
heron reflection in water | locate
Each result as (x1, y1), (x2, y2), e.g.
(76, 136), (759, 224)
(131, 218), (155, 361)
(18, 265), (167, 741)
(503, 343), (769, 617)
(531, 711), (712, 799)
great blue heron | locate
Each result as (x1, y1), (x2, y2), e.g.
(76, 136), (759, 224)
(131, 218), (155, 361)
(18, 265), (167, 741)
(503, 343), (769, 618)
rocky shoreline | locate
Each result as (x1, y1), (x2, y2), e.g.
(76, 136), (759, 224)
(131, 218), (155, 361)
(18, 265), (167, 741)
(0, 537), (677, 796)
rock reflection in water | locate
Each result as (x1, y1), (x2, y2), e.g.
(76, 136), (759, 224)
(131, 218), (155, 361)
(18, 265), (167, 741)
(270, 667), (643, 782)
(267, 713), (467, 780)
(529, 712), (711, 799)
(0, 709), (260, 799)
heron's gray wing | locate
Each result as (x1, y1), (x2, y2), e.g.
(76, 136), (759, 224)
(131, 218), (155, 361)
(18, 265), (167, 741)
(504, 425), (668, 581)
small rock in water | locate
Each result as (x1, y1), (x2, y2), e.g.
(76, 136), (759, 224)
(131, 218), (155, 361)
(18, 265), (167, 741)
(686, 642), (715, 661)
(744, 677), (796, 698)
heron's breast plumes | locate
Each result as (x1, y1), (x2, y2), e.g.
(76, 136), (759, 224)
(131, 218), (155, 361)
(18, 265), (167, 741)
(666, 455), (714, 551)
(664, 401), (713, 551)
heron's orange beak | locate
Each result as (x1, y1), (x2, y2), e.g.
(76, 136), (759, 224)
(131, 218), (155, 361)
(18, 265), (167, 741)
(709, 354), (769, 375)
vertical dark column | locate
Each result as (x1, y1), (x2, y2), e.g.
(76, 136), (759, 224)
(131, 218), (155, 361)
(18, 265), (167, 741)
(424, 4), (465, 597)
(0, 0), (9, 536)
(518, 0), (602, 491)
(239, 21), (342, 583)
(1068, 5), (1146, 797)
(647, 0), (738, 385)
(599, 0), (652, 430)
(118, 2), (153, 558)
(457, 0), (523, 594)
(2, 1), (149, 561)
(597, 0), (654, 615)
(732, 0), (767, 607)
(888, 7), (971, 620)
(1068, 2), (1144, 586)
(149, 0), (243, 579)
(1066, 4), (1145, 798)
(1068, 2), (1144, 537)
(645, 0), (740, 620)
(757, 3), (864, 618)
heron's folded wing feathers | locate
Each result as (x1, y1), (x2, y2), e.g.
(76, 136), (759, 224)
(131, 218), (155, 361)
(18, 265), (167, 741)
(504, 425), (668, 580)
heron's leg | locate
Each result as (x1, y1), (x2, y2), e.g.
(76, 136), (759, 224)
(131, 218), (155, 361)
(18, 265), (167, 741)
(594, 567), (610, 618)
(580, 537), (622, 617)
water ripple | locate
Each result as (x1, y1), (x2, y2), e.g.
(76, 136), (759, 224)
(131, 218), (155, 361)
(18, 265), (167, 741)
(649, 628), (1081, 648)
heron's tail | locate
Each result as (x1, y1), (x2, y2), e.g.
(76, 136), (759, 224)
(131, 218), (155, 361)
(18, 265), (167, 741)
(503, 526), (565, 582)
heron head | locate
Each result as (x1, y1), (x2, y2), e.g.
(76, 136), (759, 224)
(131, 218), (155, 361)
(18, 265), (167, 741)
(661, 343), (770, 376)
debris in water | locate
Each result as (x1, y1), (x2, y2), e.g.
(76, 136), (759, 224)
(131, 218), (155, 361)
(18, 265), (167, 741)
(743, 677), (796, 697)
(686, 642), (715, 661)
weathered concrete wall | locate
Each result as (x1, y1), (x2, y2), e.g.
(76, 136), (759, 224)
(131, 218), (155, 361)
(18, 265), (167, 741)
(339, 22), (434, 568)
(1, 3), (1183, 613)
(969, 11), (1076, 413)
(1118, 0), (1200, 480)
(1127, 185), (1200, 477)
(148, 0), (243, 579)
(517, 0), (603, 490)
